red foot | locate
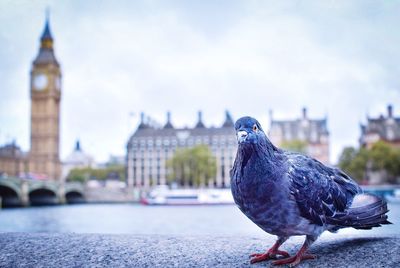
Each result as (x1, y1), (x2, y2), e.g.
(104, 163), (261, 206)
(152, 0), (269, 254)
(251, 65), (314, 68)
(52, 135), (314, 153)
(250, 249), (290, 264)
(272, 253), (316, 267)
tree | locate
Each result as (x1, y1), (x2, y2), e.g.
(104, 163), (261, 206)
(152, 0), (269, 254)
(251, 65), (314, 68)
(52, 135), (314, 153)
(369, 141), (400, 183)
(338, 146), (368, 183)
(166, 145), (217, 187)
(280, 139), (307, 154)
(338, 141), (400, 184)
(67, 165), (125, 183)
(67, 167), (91, 183)
(338, 147), (357, 173)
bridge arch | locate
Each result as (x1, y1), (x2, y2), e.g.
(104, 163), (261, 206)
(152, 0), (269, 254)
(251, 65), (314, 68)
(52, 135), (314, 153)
(29, 188), (58, 206)
(0, 185), (21, 207)
(65, 190), (85, 204)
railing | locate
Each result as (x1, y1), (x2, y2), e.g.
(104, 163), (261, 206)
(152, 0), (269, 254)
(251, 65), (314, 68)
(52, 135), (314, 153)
(361, 185), (400, 198)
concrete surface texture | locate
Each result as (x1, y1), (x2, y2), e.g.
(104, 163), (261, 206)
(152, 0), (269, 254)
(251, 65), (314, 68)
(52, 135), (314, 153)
(0, 233), (399, 267)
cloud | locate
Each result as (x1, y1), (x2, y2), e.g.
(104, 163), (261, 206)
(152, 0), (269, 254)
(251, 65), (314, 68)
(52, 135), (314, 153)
(1, 0), (400, 163)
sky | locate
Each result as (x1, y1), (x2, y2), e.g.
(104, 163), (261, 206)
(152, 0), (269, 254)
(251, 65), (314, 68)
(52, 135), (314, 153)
(0, 0), (399, 164)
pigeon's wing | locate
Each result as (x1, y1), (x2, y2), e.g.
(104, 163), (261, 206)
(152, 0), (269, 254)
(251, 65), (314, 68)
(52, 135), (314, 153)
(286, 153), (361, 226)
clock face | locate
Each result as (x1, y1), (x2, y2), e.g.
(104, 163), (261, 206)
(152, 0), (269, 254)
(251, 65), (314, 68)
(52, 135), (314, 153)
(33, 74), (48, 90)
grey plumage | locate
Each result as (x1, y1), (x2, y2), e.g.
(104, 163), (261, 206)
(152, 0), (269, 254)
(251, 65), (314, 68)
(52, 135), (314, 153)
(230, 116), (391, 266)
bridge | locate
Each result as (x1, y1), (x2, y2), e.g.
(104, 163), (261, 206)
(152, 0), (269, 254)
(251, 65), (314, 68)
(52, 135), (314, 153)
(0, 177), (85, 208)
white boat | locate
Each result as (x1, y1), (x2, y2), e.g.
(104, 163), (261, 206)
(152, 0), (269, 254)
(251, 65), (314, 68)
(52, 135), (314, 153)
(141, 186), (234, 205)
(385, 189), (400, 204)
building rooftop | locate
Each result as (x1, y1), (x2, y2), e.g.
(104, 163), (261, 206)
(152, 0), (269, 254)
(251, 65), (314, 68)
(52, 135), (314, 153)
(361, 105), (400, 142)
(128, 111), (236, 142)
(41, 18), (53, 41)
(64, 140), (94, 165)
(33, 16), (59, 67)
(270, 108), (329, 144)
(0, 141), (24, 158)
(163, 111), (174, 129)
(222, 111), (234, 128)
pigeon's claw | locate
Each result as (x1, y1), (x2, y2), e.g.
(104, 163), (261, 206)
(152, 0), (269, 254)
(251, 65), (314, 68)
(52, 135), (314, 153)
(272, 235), (317, 267)
(250, 249), (290, 264)
(272, 253), (316, 267)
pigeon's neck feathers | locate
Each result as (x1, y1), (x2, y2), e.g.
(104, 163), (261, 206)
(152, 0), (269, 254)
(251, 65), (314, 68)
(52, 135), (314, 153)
(260, 135), (280, 158)
(248, 132), (280, 159)
(236, 135), (280, 172)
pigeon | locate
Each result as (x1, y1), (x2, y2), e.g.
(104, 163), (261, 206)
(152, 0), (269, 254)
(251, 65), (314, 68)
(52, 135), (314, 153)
(230, 116), (391, 267)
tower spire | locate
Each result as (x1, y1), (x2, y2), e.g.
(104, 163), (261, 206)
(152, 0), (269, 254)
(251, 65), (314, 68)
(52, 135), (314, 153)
(46, 6), (50, 22)
(75, 140), (81, 151)
(33, 11), (59, 66)
(41, 9), (53, 46)
(164, 111), (174, 129)
(195, 111), (205, 128)
(222, 110), (234, 127)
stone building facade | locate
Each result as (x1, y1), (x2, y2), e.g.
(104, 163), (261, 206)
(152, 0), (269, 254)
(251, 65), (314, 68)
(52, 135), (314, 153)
(29, 17), (62, 180)
(126, 111), (237, 188)
(360, 105), (400, 149)
(0, 142), (27, 178)
(0, 17), (62, 180)
(269, 108), (330, 164)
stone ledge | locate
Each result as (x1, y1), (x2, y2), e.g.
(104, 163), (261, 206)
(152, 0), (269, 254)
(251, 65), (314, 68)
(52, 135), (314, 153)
(0, 233), (399, 267)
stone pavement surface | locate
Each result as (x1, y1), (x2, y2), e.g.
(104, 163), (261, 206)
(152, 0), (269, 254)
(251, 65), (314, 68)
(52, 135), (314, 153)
(0, 233), (399, 267)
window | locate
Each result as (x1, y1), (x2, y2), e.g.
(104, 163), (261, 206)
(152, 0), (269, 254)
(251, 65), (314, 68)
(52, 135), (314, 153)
(156, 139), (162, 147)
(157, 166), (161, 184)
(147, 139), (154, 147)
(141, 167), (145, 186)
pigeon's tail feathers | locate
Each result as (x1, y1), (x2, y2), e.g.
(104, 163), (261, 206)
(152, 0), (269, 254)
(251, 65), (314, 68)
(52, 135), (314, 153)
(327, 193), (391, 230)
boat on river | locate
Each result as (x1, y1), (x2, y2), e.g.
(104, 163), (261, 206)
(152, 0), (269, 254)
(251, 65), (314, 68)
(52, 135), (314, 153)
(141, 186), (234, 205)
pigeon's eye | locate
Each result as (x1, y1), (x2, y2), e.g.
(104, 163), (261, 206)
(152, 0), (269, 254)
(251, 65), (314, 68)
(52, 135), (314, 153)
(253, 124), (258, 131)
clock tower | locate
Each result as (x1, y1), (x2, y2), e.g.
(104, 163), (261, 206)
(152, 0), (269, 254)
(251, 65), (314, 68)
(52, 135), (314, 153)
(29, 17), (62, 180)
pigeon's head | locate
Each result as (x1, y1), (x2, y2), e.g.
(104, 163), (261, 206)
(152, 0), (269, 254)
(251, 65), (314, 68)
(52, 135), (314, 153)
(234, 116), (267, 146)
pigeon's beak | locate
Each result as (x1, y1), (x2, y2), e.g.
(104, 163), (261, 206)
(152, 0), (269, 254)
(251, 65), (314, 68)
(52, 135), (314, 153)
(237, 130), (248, 143)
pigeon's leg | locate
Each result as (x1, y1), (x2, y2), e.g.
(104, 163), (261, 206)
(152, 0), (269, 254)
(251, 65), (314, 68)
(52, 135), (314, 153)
(272, 235), (316, 267)
(250, 236), (289, 264)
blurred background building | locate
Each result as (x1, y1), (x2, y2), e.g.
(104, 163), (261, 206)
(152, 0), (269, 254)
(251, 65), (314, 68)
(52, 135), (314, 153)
(126, 111), (236, 188)
(268, 108), (330, 164)
(0, 18), (62, 180)
(62, 140), (94, 180)
(360, 105), (400, 149)
(0, 142), (27, 178)
(29, 18), (62, 180)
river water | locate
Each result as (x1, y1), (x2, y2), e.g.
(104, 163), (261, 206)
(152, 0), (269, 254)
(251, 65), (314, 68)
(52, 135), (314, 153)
(0, 203), (399, 237)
